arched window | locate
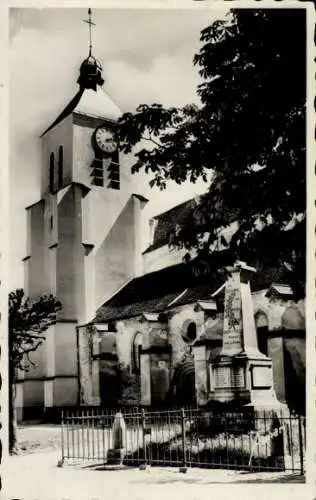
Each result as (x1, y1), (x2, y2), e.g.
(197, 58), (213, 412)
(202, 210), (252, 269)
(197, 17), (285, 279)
(58, 146), (63, 189)
(131, 332), (142, 373)
(49, 152), (54, 193)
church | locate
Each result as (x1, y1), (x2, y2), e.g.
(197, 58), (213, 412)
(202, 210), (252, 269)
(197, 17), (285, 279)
(15, 12), (306, 421)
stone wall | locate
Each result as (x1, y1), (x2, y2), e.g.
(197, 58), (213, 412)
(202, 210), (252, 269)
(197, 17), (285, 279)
(252, 291), (305, 331)
(168, 304), (204, 369)
(90, 294), (305, 410)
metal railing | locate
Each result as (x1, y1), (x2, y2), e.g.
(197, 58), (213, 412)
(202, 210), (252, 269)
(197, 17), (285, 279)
(60, 407), (305, 474)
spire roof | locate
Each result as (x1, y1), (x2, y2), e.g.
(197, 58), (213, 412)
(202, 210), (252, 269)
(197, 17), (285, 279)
(73, 87), (122, 121)
(41, 9), (121, 137)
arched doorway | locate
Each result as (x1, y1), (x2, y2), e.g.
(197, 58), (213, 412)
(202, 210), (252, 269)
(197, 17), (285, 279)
(255, 310), (269, 355)
(170, 359), (196, 406)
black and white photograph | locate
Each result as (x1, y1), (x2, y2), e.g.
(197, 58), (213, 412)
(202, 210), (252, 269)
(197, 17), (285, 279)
(2, 2), (315, 498)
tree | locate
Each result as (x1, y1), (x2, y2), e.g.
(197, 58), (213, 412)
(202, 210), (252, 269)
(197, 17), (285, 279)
(99, 361), (140, 406)
(118, 9), (306, 296)
(8, 289), (62, 454)
(117, 363), (141, 406)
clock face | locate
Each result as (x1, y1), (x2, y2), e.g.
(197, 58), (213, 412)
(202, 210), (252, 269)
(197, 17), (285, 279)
(94, 127), (118, 154)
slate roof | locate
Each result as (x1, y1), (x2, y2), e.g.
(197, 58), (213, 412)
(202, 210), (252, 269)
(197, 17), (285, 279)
(143, 194), (239, 255)
(143, 199), (198, 254)
(93, 263), (219, 323)
(93, 262), (292, 324)
(41, 87), (122, 138)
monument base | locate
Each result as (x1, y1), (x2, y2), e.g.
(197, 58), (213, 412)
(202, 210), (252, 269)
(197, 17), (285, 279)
(209, 351), (286, 410)
(106, 448), (126, 466)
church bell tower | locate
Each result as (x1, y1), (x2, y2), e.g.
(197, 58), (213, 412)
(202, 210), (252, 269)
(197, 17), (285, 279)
(18, 9), (148, 417)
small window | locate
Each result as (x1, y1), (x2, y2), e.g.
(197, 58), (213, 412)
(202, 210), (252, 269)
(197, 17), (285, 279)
(58, 146), (63, 189)
(50, 215), (53, 230)
(182, 321), (197, 343)
(107, 150), (120, 190)
(132, 332), (142, 374)
(91, 158), (104, 187)
(49, 153), (54, 193)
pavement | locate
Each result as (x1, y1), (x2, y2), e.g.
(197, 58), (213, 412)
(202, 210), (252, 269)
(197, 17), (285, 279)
(2, 425), (309, 500)
(3, 449), (308, 500)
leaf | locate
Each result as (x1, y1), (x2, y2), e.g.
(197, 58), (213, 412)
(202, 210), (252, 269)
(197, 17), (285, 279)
(116, 9), (305, 292)
(9, 289), (63, 371)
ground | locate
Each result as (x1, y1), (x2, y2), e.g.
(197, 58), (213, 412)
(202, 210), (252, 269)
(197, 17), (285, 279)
(3, 425), (308, 500)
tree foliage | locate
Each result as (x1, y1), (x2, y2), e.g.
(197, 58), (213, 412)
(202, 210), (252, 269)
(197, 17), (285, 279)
(100, 362), (140, 406)
(118, 9), (306, 295)
(8, 289), (62, 454)
(9, 289), (62, 371)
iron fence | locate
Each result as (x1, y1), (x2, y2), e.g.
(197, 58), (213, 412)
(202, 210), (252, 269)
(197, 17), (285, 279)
(60, 407), (305, 474)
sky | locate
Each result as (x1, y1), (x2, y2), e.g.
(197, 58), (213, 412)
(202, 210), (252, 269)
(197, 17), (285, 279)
(9, 6), (229, 290)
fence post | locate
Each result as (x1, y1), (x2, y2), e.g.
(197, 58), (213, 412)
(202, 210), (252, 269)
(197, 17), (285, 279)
(179, 408), (187, 473)
(58, 410), (65, 467)
(298, 415), (305, 476)
(139, 408), (148, 470)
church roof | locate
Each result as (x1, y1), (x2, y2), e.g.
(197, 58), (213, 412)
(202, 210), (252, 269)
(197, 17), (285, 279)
(93, 263), (219, 323)
(143, 199), (198, 254)
(41, 87), (122, 137)
(73, 88), (122, 121)
(143, 194), (238, 255)
(92, 261), (293, 324)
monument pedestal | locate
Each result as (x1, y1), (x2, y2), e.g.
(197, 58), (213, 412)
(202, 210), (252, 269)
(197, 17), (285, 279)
(210, 352), (283, 408)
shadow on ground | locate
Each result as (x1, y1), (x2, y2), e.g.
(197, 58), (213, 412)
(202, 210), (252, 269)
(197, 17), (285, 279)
(126, 474), (305, 485)
(71, 463), (305, 484)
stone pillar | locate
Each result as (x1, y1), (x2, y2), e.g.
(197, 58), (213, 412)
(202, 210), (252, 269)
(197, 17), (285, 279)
(221, 268), (243, 356)
(193, 344), (208, 405)
(91, 331), (101, 405)
(140, 352), (151, 405)
(139, 320), (151, 406)
(78, 326), (100, 405)
(240, 267), (263, 357)
(267, 336), (287, 404)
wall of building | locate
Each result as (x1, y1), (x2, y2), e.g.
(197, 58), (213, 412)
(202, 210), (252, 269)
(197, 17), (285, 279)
(115, 318), (143, 367)
(168, 304), (204, 368)
(252, 290), (296, 330)
(56, 184), (87, 322)
(24, 201), (47, 298)
(283, 336), (305, 413)
(94, 196), (143, 308)
(107, 305), (205, 373)
(41, 115), (73, 196)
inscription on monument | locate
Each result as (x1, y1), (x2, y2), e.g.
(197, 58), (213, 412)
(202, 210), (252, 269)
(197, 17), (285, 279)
(232, 366), (245, 388)
(222, 271), (243, 356)
(215, 366), (231, 388)
(215, 366), (245, 389)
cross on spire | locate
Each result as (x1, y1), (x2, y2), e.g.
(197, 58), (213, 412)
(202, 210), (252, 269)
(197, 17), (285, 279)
(84, 8), (95, 57)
